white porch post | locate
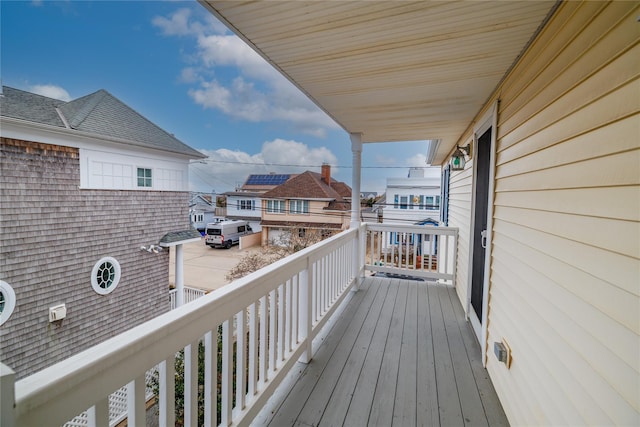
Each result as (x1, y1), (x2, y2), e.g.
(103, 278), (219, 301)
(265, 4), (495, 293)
(1, 364), (15, 427)
(350, 133), (363, 227)
(350, 133), (363, 288)
(175, 243), (184, 307)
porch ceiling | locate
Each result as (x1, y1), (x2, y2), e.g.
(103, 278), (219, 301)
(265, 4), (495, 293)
(200, 1), (557, 165)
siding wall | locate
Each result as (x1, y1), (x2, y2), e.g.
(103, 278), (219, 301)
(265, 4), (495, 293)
(467, 2), (639, 425)
(448, 162), (474, 312)
(0, 138), (190, 379)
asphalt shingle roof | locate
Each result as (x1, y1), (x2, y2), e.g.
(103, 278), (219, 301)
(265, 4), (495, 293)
(1, 86), (205, 158)
(160, 228), (203, 245)
(262, 171), (350, 200)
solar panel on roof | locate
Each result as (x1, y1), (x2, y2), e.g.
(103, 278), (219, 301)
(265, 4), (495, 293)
(245, 174), (290, 185)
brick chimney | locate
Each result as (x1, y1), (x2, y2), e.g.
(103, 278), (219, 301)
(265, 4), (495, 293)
(321, 163), (331, 185)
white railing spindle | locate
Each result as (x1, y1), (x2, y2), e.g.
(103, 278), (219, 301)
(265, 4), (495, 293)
(259, 295), (268, 387)
(126, 375), (145, 427)
(221, 318), (233, 426)
(248, 303), (258, 398)
(159, 358), (175, 427)
(204, 330), (217, 427)
(269, 289), (277, 374)
(87, 398), (108, 427)
(184, 342), (198, 427)
(235, 309), (246, 413)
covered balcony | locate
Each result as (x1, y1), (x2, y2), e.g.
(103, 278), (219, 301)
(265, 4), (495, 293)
(1, 223), (506, 427)
(4, 2), (633, 426)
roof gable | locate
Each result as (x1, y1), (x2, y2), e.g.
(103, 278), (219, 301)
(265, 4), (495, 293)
(1, 86), (204, 158)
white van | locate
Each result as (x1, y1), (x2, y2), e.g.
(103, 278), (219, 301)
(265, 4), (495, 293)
(204, 220), (253, 249)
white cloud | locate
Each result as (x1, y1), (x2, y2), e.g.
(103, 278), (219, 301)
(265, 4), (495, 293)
(153, 7), (339, 137)
(374, 154), (397, 166)
(189, 139), (338, 193)
(189, 77), (336, 137)
(152, 8), (227, 38)
(28, 84), (71, 101)
(179, 67), (200, 84)
(406, 153), (428, 168)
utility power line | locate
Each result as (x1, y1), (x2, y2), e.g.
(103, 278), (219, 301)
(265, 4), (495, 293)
(192, 159), (429, 169)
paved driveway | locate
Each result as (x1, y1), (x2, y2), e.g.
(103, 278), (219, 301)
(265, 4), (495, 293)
(168, 238), (257, 292)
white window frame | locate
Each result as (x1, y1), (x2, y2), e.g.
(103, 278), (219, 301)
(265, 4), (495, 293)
(238, 199), (254, 211)
(136, 167), (152, 188)
(0, 280), (16, 326)
(91, 257), (122, 295)
(267, 199), (286, 214)
(289, 199), (309, 215)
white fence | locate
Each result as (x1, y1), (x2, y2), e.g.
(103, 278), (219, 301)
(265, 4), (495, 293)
(169, 286), (207, 310)
(7, 227), (362, 427)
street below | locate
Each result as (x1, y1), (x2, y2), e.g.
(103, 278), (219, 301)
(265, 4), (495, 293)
(168, 238), (258, 292)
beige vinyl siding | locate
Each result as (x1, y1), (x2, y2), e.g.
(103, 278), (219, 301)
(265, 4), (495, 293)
(484, 2), (639, 425)
(446, 162), (474, 313)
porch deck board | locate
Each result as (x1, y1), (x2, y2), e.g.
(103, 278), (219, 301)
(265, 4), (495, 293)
(265, 276), (509, 427)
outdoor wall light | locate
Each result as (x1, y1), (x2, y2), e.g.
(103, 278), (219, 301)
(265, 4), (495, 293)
(140, 244), (163, 254)
(449, 144), (471, 171)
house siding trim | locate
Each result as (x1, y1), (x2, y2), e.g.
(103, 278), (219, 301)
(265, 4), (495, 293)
(466, 101), (499, 366)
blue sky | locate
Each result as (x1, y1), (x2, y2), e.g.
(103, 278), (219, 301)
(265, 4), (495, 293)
(1, 0), (431, 194)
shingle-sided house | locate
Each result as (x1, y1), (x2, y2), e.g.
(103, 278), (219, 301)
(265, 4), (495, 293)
(260, 165), (351, 245)
(0, 86), (205, 378)
(223, 173), (293, 232)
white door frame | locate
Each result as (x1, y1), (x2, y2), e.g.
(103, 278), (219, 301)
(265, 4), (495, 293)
(466, 101), (498, 366)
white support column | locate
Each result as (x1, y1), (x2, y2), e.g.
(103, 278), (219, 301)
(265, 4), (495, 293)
(1, 364), (15, 427)
(175, 243), (184, 307)
(350, 133), (363, 287)
(350, 133), (363, 228)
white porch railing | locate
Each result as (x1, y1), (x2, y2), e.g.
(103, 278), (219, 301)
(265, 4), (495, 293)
(365, 223), (458, 285)
(2, 223), (458, 427)
(6, 226), (363, 427)
(169, 286), (207, 310)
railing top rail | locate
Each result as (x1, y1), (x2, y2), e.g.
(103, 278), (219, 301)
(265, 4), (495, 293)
(366, 223), (458, 235)
(13, 226), (360, 427)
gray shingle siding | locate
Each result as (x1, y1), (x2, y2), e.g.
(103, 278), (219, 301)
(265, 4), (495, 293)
(0, 138), (190, 379)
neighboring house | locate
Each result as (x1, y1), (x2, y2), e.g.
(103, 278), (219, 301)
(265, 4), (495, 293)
(260, 165), (351, 245)
(362, 194), (386, 224)
(360, 191), (378, 200)
(189, 193), (218, 232)
(0, 86), (205, 379)
(223, 173), (293, 232)
(382, 166), (441, 225)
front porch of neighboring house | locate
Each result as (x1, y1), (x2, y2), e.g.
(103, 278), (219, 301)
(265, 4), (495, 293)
(1, 217), (507, 427)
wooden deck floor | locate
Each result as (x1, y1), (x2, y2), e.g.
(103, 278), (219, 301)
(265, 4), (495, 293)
(260, 276), (509, 427)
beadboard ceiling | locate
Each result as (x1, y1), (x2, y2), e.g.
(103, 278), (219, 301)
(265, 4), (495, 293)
(200, 1), (557, 164)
